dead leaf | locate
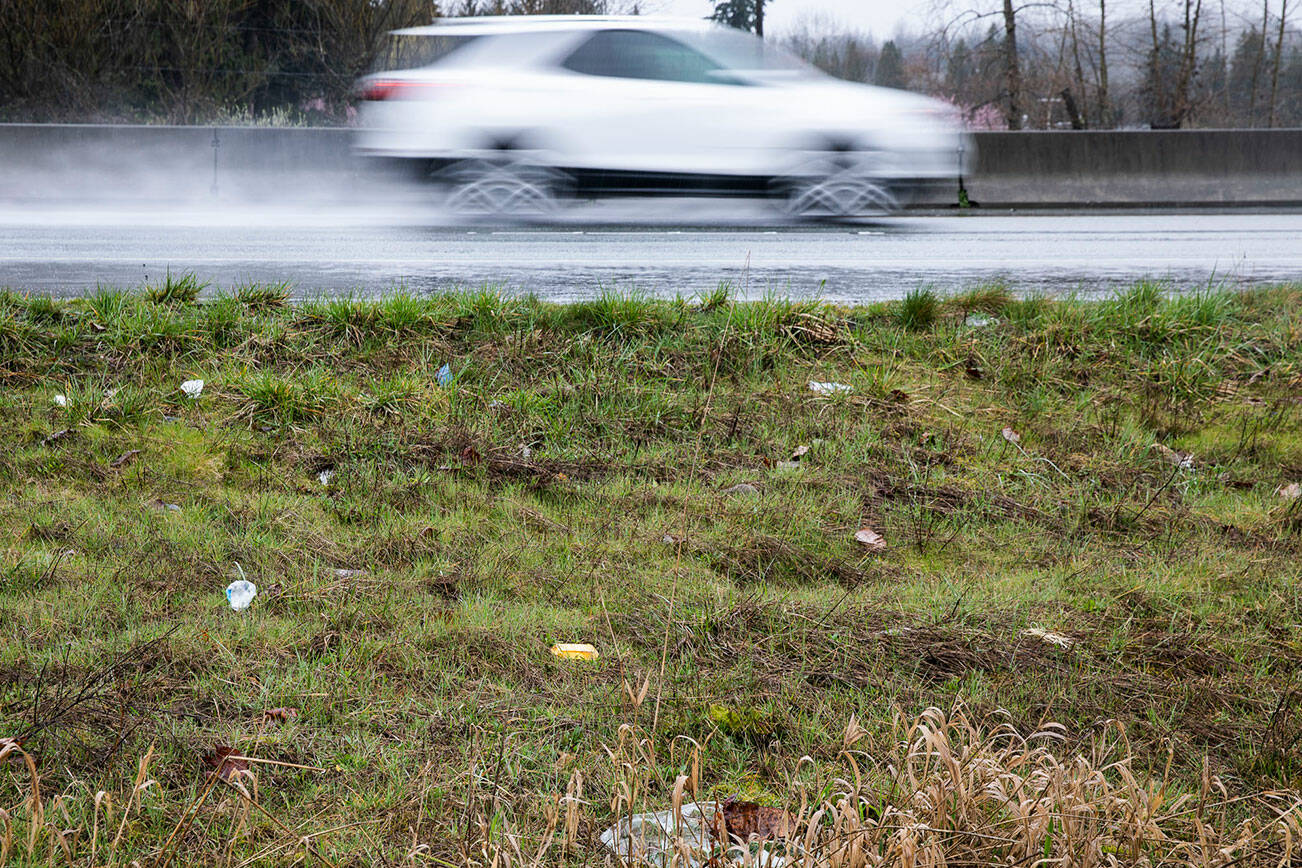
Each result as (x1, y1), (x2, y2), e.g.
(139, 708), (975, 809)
(854, 528), (886, 551)
(262, 582), (283, 599)
(42, 429), (71, 446)
(1001, 427), (1020, 445)
(1, 736), (26, 767)
(790, 445), (810, 460)
(111, 449), (141, 468)
(964, 358), (984, 379)
(460, 445), (481, 466)
(262, 707), (299, 725)
(1247, 367), (1271, 385)
(889, 389), (910, 403)
(721, 483), (758, 497)
(1278, 482), (1301, 501)
(203, 745), (250, 782)
(713, 797), (793, 844)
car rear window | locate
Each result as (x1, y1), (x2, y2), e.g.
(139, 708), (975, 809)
(372, 34), (479, 71)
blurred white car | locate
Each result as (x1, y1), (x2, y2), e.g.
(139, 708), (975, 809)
(355, 16), (968, 218)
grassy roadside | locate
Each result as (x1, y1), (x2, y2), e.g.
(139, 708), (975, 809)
(2, 279), (1301, 865)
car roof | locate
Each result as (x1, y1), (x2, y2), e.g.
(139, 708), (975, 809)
(392, 15), (722, 37)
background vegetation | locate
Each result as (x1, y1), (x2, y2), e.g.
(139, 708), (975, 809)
(3, 0), (1298, 128)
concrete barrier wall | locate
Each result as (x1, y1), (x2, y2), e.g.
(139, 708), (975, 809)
(0, 124), (357, 201)
(964, 129), (1302, 207)
(2, 123), (1300, 207)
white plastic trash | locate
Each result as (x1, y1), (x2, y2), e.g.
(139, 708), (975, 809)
(180, 379), (204, 398)
(226, 579), (258, 611)
(52, 394), (68, 407)
(808, 381), (851, 395)
(601, 802), (715, 868)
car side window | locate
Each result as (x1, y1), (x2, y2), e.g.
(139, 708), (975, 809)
(561, 30), (730, 84)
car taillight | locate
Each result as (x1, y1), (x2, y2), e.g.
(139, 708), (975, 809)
(359, 80), (459, 101)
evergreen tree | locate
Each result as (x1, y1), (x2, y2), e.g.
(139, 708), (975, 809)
(1141, 24), (1183, 127)
(874, 40), (906, 88)
(946, 38), (973, 98)
(1229, 27), (1265, 123)
(709, 0), (768, 36)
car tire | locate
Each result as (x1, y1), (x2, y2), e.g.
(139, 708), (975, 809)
(776, 144), (899, 220)
(435, 157), (570, 220)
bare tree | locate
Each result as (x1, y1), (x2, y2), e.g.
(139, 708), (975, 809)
(1002, 0), (1026, 126)
(1097, 0), (1110, 122)
(1249, 0), (1270, 118)
(1267, 0), (1289, 123)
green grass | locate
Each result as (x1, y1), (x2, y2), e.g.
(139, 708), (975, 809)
(1, 279), (1301, 864)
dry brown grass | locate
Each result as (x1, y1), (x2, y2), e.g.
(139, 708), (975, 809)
(588, 703), (1302, 868)
(3, 696), (1301, 865)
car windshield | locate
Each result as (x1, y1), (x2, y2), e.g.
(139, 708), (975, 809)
(675, 27), (818, 76)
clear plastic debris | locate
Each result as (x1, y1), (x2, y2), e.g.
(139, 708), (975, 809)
(808, 381), (851, 395)
(180, 379), (204, 398)
(226, 579), (257, 611)
(600, 802), (715, 868)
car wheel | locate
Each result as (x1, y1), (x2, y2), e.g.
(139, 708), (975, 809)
(436, 158), (569, 220)
(777, 146), (900, 220)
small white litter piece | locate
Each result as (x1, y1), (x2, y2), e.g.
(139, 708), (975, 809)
(52, 394), (68, 407)
(332, 568), (367, 579)
(809, 381), (852, 396)
(965, 313), (998, 328)
(1023, 627), (1075, 649)
(226, 564), (258, 611)
(1153, 443), (1195, 470)
(854, 527), (887, 551)
(601, 803), (715, 868)
(318, 469), (335, 486)
(180, 379), (204, 399)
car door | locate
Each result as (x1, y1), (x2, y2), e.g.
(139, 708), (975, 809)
(542, 29), (772, 179)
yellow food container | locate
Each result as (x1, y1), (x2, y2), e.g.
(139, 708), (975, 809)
(550, 643), (599, 660)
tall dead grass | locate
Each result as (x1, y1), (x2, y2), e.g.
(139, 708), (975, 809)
(4, 705), (1301, 866)
(526, 702), (1302, 868)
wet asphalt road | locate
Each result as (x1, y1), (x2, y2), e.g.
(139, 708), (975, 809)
(1, 204), (1298, 301)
